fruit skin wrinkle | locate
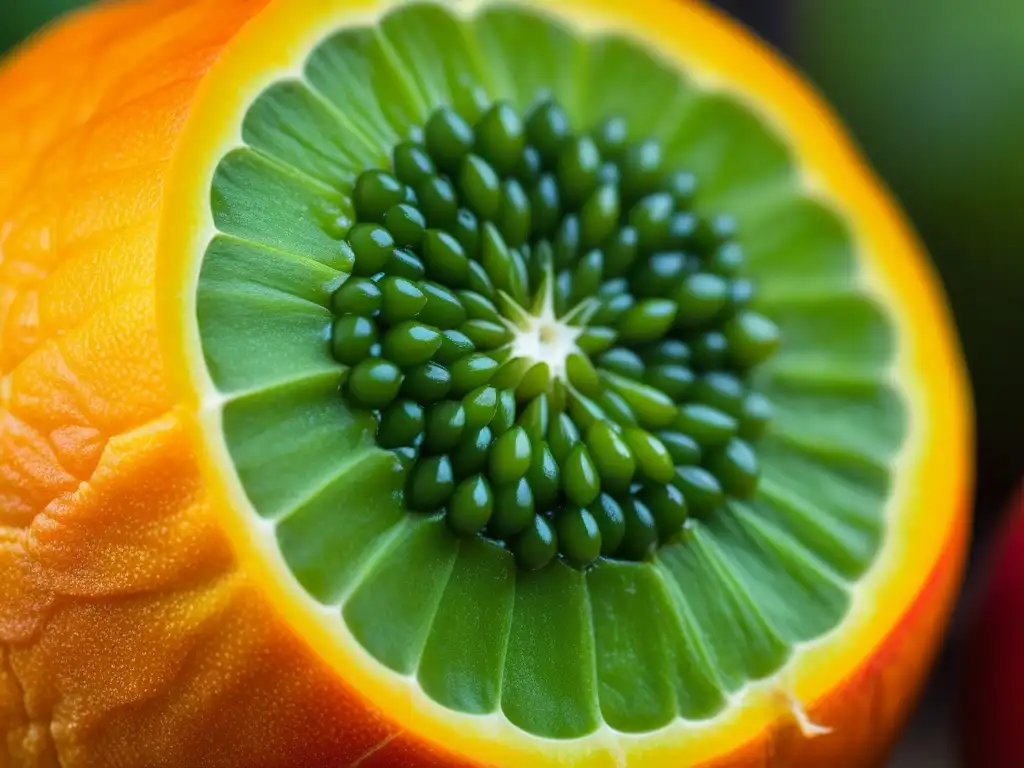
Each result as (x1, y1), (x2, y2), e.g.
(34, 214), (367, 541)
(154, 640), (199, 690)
(0, 0), (970, 766)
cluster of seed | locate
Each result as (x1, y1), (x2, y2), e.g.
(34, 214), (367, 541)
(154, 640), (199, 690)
(328, 98), (780, 571)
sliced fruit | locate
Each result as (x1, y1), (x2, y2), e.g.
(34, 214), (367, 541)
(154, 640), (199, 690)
(961, 487), (1024, 768)
(0, 0), (970, 766)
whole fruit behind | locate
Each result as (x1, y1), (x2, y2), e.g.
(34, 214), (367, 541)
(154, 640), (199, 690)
(961, 487), (1024, 767)
(790, 0), (1024, 509)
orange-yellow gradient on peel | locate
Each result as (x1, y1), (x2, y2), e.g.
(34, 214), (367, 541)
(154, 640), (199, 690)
(0, 1), (971, 767)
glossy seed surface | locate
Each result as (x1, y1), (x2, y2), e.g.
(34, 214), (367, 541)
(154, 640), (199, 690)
(329, 101), (781, 570)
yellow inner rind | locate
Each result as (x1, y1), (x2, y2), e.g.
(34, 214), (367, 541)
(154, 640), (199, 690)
(157, 0), (971, 764)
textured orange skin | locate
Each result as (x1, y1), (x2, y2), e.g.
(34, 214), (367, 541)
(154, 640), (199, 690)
(0, 1), (967, 767)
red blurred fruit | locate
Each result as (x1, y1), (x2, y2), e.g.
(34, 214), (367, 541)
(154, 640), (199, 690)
(962, 489), (1024, 767)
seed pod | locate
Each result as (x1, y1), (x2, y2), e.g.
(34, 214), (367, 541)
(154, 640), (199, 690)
(589, 494), (627, 555)
(331, 315), (378, 366)
(376, 400), (426, 449)
(331, 277), (382, 317)
(489, 426), (533, 486)
(425, 106), (475, 173)
(382, 322), (442, 367)
(353, 169), (407, 223)
(563, 444), (600, 507)
(673, 465), (725, 516)
(556, 506), (602, 568)
(406, 454), (456, 511)
(448, 474), (494, 536)
(488, 477), (535, 540)
(513, 513), (558, 572)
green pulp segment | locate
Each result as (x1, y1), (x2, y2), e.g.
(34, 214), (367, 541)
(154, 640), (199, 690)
(197, 0), (908, 739)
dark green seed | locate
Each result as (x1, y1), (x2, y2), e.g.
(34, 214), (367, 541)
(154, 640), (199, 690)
(417, 281), (467, 329)
(656, 431), (702, 466)
(707, 242), (745, 275)
(566, 352), (601, 397)
(382, 322), (441, 367)
(598, 348), (645, 380)
(631, 252), (693, 298)
(527, 442), (560, 508)
(516, 362), (550, 403)
(462, 385), (498, 430)
(738, 392), (772, 440)
(449, 474), (494, 535)
(617, 299), (678, 344)
(568, 391), (608, 432)
(691, 331), (729, 370)
(416, 176), (459, 229)
(706, 437), (760, 498)
(673, 465), (725, 515)
(622, 428), (675, 483)
(475, 101), (525, 176)
(674, 272), (730, 326)
(331, 315), (378, 366)
(387, 248), (426, 280)
(453, 208), (481, 258)
(629, 193), (674, 253)
(603, 371), (677, 428)
(675, 403), (737, 448)
(553, 214), (580, 269)
(406, 454), (455, 511)
(489, 426), (532, 485)
(597, 389), (637, 427)
(549, 412), (581, 463)
(666, 212), (699, 249)
(589, 494), (627, 555)
(422, 400), (466, 454)
(458, 291), (501, 324)
(724, 311), (781, 369)
(497, 179), (531, 247)
(377, 400), (425, 449)
(693, 372), (745, 416)
(347, 359), (403, 409)
(592, 116), (629, 158)
(647, 339), (691, 366)
(563, 444), (600, 507)
(491, 358), (531, 390)
(353, 170), (406, 223)
(378, 276), (427, 324)
(557, 136), (602, 209)
(452, 426), (492, 478)
(384, 203), (426, 247)
(518, 395), (549, 443)
(488, 477), (534, 540)
(619, 140), (664, 203)
(401, 361), (452, 403)
(525, 100), (570, 165)
(556, 507), (602, 568)
(467, 259), (496, 299)
(693, 213), (737, 253)
(576, 326), (617, 355)
(667, 170), (698, 208)
(513, 514), (558, 571)
(517, 145), (543, 184)
(642, 482), (688, 538)
(331, 277), (381, 317)
(492, 389), (517, 434)
(425, 107), (475, 173)
(529, 175), (561, 237)
(570, 249), (604, 305)
(393, 142), (436, 186)
(586, 422), (636, 493)
(479, 223), (516, 295)
(458, 154), (501, 220)
(592, 293), (634, 326)
(449, 354), (499, 397)
(348, 224), (395, 276)
(434, 329), (475, 366)
(604, 226), (640, 277)
(618, 498), (659, 561)
(421, 230), (469, 285)
(504, 247), (530, 306)
(645, 364), (695, 401)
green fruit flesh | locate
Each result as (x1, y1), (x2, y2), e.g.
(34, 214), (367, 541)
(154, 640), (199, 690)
(198, 0), (906, 740)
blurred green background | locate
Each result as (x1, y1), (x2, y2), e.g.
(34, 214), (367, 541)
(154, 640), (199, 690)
(3, 2), (1020, 765)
